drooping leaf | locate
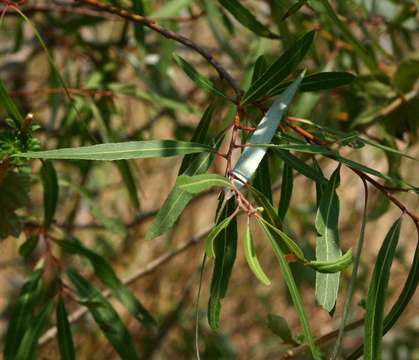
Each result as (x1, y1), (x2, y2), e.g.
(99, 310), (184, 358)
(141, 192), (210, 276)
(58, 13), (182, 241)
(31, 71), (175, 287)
(205, 212), (236, 258)
(19, 235), (39, 260)
(40, 161), (59, 228)
(257, 218), (321, 359)
(248, 184), (282, 229)
(67, 269), (140, 360)
(4, 269), (43, 360)
(242, 31), (314, 104)
(315, 166), (342, 312)
(251, 55), (269, 83)
(267, 314), (296, 344)
(347, 241), (418, 360)
(57, 239), (155, 326)
(364, 218), (401, 360)
(146, 133), (222, 240)
(56, 297), (75, 360)
(0, 171), (30, 239)
(278, 162), (293, 221)
(177, 173), (230, 194)
(268, 71), (356, 97)
(253, 155), (273, 203)
(18, 140), (211, 161)
(218, 0), (281, 39)
(229, 71), (304, 193)
(15, 301), (53, 360)
(0, 77), (24, 125)
(243, 220), (271, 285)
(308, 249), (353, 273)
(208, 198), (238, 329)
(173, 54), (229, 100)
(282, 0), (308, 20)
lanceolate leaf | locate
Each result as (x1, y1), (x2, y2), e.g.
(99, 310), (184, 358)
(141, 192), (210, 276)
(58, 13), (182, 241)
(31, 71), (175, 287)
(275, 149), (327, 184)
(146, 132), (222, 240)
(364, 218), (401, 360)
(315, 166), (342, 312)
(347, 242), (418, 360)
(218, 0), (280, 39)
(173, 54), (229, 100)
(257, 218), (321, 360)
(67, 269), (140, 360)
(15, 301), (53, 360)
(57, 239), (155, 326)
(230, 72), (304, 192)
(18, 140), (211, 160)
(205, 213), (236, 258)
(267, 71), (356, 97)
(244, 220), (271, 285)
(177, 174), (230, 194)
(56, 297), (75, 360)
(208, 198), (238, 329)
(40, 161), (59, 228)
(278, 162), (293, 221)
(248, 185), (281, 229)
(253, 156), (273, 203)
(4, 269), (43, 360)
(242, 31), (314, 104)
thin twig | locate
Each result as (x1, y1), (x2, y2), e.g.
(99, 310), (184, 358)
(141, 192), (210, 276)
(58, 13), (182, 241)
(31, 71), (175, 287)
(79, 0), (242, 101)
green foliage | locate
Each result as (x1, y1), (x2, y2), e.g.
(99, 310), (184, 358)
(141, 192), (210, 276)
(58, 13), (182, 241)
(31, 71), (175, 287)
(1, 0), (418, 358)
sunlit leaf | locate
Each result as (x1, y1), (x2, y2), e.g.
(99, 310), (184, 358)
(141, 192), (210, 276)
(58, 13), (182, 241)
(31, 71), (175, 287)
(315, 166), (342, 312)
(243, 220), (271, 285)
(177, 173), (230, 194)
(18, 140), (211, 160)
(308, 249), (353, 273)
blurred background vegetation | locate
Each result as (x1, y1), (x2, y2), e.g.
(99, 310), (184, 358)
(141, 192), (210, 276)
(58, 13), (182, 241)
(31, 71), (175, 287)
(0, 0), (418, 359)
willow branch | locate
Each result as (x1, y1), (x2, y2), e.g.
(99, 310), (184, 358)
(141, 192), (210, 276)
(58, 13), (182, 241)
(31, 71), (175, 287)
(79, 0), (242, 102)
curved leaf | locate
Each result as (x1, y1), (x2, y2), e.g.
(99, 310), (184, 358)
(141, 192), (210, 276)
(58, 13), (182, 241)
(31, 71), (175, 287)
(56, 297), (75, 360)
(308, 249), (353, 273)
(177, 174), (230, 194)
(40, 161), (59, 228)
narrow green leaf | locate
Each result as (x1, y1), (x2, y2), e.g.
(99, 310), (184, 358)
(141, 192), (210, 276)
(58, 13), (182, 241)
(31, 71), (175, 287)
(248, 184), (282, 229)
(230, 71), (305, 192)
(146, 134), (222, 240)
(218, 0), (280, 39)
(244, 220), (271, 285)
(4, 269), (43, 360)
(179, 105), (214, 174)
(347, 242), (418, 360)
(275, 149), (327, 184)
(278, 162), (293, 221)
(67, 269), (140, 360)
(257, 218), (321, 359)
(282, 0), (308, 19)
(0, 77), (24, 125)
(242, 31), (314, 104)
(19, 235), (39, 259)
(251, 55), (269, 83)
(315, 166), (342, 312)
(257, 216), (306, 262)
(364, 218), (401, 360)
(173, 54), (229, 100)
(18, 140), (211, 160)
(208, 198), (237, 329)
(57, 239), (155, 326)
(177, 174), (230, 194)
(251, 142), (333, 154)
(15, 301), (53, 360)
(308, 249), (353, 273)
(56, 297), (75, 360)
(268, 71), (356, 97)
(205, 213), (236, 258)
(40, 161), (59, 228)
